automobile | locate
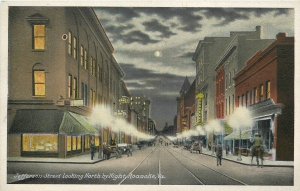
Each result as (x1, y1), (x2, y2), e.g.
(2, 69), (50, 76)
(190, 142), (202, 154)
(117, 143), (133, 156)
(183, 141), (192, 150)
(173, 142), (179, 148)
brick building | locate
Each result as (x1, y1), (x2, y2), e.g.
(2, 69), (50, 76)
(234, 33), (294, 161)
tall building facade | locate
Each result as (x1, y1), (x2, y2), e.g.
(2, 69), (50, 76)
(8, 7), (124, 158)
(234, 33), (294, 161)
(176, 78), (195, 133)
(215, 26), (274, 120)
(193, 37), (232, 125)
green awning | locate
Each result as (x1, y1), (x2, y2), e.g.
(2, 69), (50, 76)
(9, 109), (97, 135)
(67, 112), (98, 135)
(224, 130), (252, 140)
(224, 123), (233, 135)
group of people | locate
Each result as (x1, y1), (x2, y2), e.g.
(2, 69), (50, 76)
(213, 133), (264, 167)
(90, 142), (133, 160)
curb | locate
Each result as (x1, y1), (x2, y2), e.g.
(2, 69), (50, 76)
(199, 152), (294, 168)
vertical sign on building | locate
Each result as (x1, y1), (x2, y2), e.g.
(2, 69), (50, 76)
(196, 93), (204, 125)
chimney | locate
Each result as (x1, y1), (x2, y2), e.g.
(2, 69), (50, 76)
(256, 26), (261, 38)
(276, 32), (287, 41)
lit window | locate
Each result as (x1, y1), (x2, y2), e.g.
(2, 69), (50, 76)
(72, 136), (77, 151)
(84, 49), (87, 69)
(85, 135), (90, 149)
(67, 136), (72, 151)
(33, 25), (46, 50)
(33, 70), (46, 96)
(77, 136), (81, 150)
(68, 31), (72, 55)
(260, 84), (264, 101)
(73, 37), (77, 59)
(266, 81), (271, 99)
(22, 134), (58, 152)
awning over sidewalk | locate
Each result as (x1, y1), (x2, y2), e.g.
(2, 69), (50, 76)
(224, 130), (252, 140)
(9, 109), (97, 135)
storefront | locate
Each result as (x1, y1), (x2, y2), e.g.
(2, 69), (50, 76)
(249, 99), (282, 160)
(8, 109), (98, 158)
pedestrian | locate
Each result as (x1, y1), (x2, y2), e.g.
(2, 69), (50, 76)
(216, 142), (223, 166)
(90, 142), (96, 160)
(226, 144), (229, 156)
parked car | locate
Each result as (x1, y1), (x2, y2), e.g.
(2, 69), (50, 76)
(190, 142), (201, 154)
(117, 143), (132, 156)
(183, 141), (192, 150)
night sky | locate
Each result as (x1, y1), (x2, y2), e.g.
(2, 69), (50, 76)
(93, 8), (294, 131)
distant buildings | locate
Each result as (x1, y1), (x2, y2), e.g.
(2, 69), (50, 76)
(176, 77), (195, 133)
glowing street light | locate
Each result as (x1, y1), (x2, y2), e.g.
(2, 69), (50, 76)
(227, 107), (253, 161)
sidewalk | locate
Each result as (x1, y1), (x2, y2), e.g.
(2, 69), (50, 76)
(199, 148), (294, 167)
(7, 152), (106, 164)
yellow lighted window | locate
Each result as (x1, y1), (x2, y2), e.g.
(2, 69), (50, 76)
(33, 70), (46, 96)
(77, 136), (81, 150)
(22, 134), (58, 152)
(266, 81), (271, 99)
(68, 31), (72, 55)
(260, 84), (264, 101)
(72, 136), (77, 151)
(85, 135), (90, 149)
(95, 136), (100, 146)
(73, 37), (77, 59)
(84, 49), (87, 69)
(67, 136), (72, 151)
(33, 25), (46, 50)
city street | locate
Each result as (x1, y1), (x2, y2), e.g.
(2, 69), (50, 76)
(8, 143), (293, 185)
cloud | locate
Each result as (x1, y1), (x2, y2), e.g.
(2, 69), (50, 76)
(96, 7), (139, 22)
(202, 8), (292, 26)
(121, 30), (160, 45)
(142, 19), (176, 38)
(177, 51), (195, 58)
(118, 54), (195, 77)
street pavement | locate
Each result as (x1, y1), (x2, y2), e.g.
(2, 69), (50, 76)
(7, 144), (293, 185)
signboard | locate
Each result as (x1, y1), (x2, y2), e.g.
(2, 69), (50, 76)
(70, 99), (84, 106)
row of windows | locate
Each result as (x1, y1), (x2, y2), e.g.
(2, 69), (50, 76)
(238, 81), (271, 107)
(225, 94), (235, 116)
(68, 30), (106, 82)
(31, 25), (109, 85)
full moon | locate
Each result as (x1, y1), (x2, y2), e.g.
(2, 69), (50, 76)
(154, 50), (162, 57)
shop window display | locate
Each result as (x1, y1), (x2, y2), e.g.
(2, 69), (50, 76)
(22, 134), (58, 152)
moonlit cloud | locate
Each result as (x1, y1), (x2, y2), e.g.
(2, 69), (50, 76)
(94, 7), (294, 130)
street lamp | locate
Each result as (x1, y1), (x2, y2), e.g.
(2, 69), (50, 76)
(227, 107), (253, 162)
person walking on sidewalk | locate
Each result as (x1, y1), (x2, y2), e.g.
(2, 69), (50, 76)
(216, 142), (223, 166)
(90, 142), (96, 160)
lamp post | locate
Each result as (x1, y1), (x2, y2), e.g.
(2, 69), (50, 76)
(237, 128), (242, 161)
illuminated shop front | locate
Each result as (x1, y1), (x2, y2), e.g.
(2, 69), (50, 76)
(9, 109), (98, 158)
